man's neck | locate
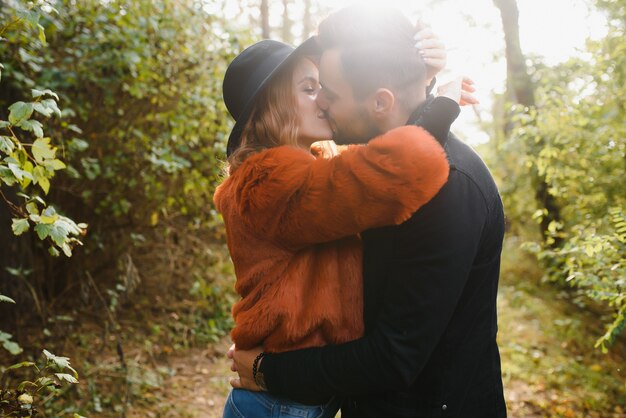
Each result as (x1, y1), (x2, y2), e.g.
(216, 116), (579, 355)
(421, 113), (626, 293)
(379, 107), (416, 133)
(406, 98), (432, 126)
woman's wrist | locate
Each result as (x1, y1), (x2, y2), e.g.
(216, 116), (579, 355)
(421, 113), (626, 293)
(252, 352), (268, 391)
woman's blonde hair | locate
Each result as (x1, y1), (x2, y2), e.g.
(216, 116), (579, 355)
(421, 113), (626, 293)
(227, 58), (300, 174)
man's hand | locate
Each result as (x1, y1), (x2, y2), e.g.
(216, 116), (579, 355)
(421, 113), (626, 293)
(228, 344), (264, 392)
(414, 20), (447, 84)
(438, 76), (479, 106)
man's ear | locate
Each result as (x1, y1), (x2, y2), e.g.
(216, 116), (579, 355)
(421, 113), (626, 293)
(369, 88), (395, 118)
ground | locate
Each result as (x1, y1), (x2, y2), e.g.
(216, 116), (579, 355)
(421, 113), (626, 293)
(126, 341), (232, 418)
(3, 239), (625, 417)
(124, 275), (626, 417)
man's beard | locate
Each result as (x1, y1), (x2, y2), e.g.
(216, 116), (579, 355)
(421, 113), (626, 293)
(328, 108), (376, 145)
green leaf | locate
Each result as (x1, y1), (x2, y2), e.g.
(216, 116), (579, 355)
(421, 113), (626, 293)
(2, 340), (23, 355)
(18, 10), (40, 29)
(55, 373), (79, 384)
(11, 218), (30, 236)
(7, 162), (26, 181)
(69, 138), (89, 152)
(8, 102), (34, 125)
(32, 89), (59, 101)
(41, 99), (62, 118)
(61, 242), (73, 257)
(48, 246), (60, 256)
(0, 166), (17, 186)
(40, 206), (59, 224)
(33, 101), (53, 117)
(5, 361), (36, 371)
(44, 159), (66, 171)
(20, 160), (34, 188)
(35, 377), (55, 388)
(37, 173), (50, 194)
(43, 349), (72, 370)
(18, 119), (44, 138)
(0, 294), (16, 304)
(34, 223), (52, 240)
(37, 24), (47, 46)
(26, 202), (39, 215)
(0, 120), (10, 129)
(0, 136), (14, 154)
(32, 137), (56, 162)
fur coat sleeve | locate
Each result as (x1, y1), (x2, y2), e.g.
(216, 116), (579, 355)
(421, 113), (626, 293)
(214, 125), (449, 248)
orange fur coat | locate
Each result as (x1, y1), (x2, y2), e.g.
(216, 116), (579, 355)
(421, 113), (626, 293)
(213, 126), (449, 353)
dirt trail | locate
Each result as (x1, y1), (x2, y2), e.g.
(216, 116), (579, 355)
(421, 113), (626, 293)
(126, 340), (232, 418)
(123, 340), (539, 418)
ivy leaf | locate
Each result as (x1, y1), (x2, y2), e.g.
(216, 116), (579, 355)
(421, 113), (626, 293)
(8, 101), (34, 125)
(32, 137), (56, 162)
(11, 218), (30, 236)
(0, 120), (10, 129)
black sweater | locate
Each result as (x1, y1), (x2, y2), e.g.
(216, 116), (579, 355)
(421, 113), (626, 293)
(259, 100), (507, 418)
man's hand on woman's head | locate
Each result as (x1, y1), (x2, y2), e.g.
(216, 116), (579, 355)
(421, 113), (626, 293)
(438, 76), (479, 106)
(414, 20), (447, 84)
(228, 344), (265, 392)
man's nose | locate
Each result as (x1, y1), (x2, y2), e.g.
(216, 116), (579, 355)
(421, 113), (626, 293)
(316, 91), (329, 110)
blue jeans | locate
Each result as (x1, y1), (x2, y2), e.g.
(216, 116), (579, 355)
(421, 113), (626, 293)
(223, 389), (340, 418)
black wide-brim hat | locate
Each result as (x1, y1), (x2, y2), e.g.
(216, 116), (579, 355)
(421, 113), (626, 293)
(223, 37), (319, 157)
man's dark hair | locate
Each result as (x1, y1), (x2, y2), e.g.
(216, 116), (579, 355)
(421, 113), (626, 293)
(317, 6), (426, 105)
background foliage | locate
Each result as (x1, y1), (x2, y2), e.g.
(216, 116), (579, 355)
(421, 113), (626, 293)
(1, 0), (244, 414)
(486, 0), (625, 351)
(0, 0), (624, 416)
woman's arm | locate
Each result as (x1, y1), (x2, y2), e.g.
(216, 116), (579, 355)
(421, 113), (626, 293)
(227, 125), (449, 248)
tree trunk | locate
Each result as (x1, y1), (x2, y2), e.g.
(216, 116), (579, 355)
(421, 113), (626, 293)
(493, 0), (563, 247)
(281, 0), (292, 44)
(261, 0), (270, 39)
(302, 0), (312, 39)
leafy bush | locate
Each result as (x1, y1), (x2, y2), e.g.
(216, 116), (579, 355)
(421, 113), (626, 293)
(0, 349), (80, 417)
(490, 1), (625, 349)
(1, 0), (245, 317)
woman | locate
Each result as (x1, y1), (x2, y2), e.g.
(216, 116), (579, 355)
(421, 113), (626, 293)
(216, 36), (472, 417)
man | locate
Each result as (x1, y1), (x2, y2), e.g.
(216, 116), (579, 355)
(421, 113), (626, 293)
(231, 6), (507, 417)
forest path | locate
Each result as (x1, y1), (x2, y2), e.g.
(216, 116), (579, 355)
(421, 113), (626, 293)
(126, 339), (232, 418)
(121, 244), (626, 418)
